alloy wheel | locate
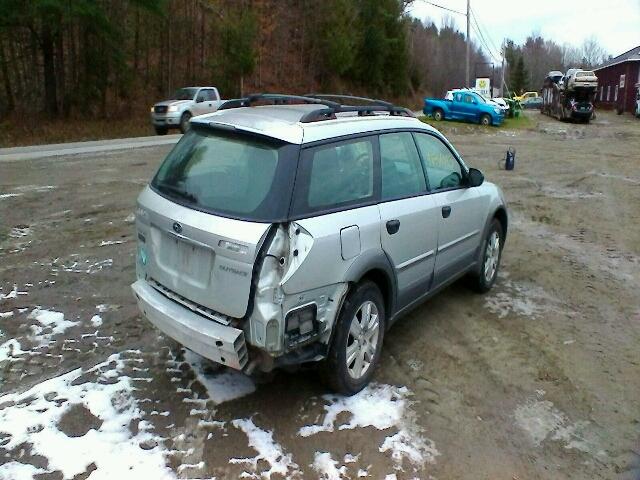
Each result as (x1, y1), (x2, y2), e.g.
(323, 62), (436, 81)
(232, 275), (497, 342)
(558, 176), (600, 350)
(345, 301), (380, 380)
(483, 231), (500, 283)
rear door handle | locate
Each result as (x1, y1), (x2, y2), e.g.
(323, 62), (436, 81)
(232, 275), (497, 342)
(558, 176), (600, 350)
(442, 206), (452, 218)
(386, 219), (400, 235)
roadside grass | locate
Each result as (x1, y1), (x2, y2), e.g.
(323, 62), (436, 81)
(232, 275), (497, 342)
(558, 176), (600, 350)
(419, 112), (535, 131)
(1, 115), (155, 148)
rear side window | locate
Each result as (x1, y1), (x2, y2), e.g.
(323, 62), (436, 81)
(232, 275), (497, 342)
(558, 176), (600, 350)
(292, 137), (377, 215)
(414, 133), (464, 190)
(380, 132), (426, 200)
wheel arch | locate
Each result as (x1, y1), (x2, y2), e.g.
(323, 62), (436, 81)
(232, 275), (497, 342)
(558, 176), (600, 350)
(342, 251), (397, 323)
(493, 206), (508, 242)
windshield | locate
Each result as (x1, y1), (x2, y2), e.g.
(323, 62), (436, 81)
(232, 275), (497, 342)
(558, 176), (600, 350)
(171, 88), (198, 100)
(473, 93), (487, 103)
(151, 127), (298, 221)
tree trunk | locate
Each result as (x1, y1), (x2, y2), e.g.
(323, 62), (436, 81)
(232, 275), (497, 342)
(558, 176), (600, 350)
(55, 29), (67, 116)
(0, 37), (15, 113)
(41, 23), (58, 116)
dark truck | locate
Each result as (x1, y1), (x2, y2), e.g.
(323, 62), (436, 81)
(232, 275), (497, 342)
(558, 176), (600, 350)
(541, 71), (597, 123)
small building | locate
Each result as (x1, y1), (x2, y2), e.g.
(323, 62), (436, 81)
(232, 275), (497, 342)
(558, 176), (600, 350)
(594, 46), (640, 114)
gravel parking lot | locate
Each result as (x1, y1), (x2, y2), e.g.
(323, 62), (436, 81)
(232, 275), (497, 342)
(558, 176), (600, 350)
(1, 111), (639, 479)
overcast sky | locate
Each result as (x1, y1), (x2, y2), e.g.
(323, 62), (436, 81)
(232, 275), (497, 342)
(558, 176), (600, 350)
(408, 0), (640, 61)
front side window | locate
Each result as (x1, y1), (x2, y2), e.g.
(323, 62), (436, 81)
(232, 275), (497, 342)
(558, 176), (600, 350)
(172, 88), (198, 100)
(152, 127), (296, 221)
(414, 133), (464, 190)
(293, 137), (376, 214)
(380, 132), (426, 200)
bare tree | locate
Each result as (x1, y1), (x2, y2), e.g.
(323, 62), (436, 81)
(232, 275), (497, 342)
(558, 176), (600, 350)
(581, 36), (608, 68)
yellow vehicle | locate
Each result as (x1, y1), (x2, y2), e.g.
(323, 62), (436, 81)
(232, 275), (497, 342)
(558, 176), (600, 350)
(514, 91), (539, 102)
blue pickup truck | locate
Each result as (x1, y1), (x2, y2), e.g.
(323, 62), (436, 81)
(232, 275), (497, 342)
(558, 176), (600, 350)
(423, 90), (504, 126)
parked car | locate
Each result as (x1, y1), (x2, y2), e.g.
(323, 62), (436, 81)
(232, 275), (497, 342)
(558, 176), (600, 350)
(131, 94), (508, 395)
(150, 86), (225, 135)
(513, 91), (539, 102)
(490, 97), (510, 113)
(424, 90), (504, 126)
(547, 71), (564, 84)
(636, 83), (640, 118)
(444, 89), (509, 115)
(521, 97), (543, 110)
(564, 69), (598, 90)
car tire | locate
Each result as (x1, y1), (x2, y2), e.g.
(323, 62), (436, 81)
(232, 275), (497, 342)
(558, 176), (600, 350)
(480, 114), (492, 126)
(433, 109), (444, 121)
(321, 281), (385, 395)
(179, 112), (192, 134)
(470, 219), (503, 293)
(154, 126), (168, 136)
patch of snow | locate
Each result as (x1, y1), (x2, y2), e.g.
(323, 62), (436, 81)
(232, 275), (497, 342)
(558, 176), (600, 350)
(14, 184), (56, 193)
(183, 350), (255, 404)
(0, 284), (28, 300)
(299, 384), (439, 467)
(230, 418), (300, 479)
(343, 453), (359, 463)
(90, 314), (103, 327)
(0, 193), (22, 199)
(406, 359), (424, 372)
(51, 258), (113, 274)
(484, 279), (558, 319)
(514, 397), (603, 456)
(0, 311), (14, 318)
(0, 462), (47, 479)
(9, 226), (30, 238)
(0, 353), (175, 479)
(0, 338), (26, 362)
(96, 304), (119, 313)
(99, 240), (126, 247)
(29, 308), (79, 344)
(311, 452), (347, 479)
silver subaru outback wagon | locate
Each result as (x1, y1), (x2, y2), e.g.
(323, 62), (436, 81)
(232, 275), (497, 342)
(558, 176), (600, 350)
(131, 94), (507, 395)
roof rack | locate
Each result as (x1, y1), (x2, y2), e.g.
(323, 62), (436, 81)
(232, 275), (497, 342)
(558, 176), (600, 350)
(216, 93), (415, 123)
(304, 93), (394, 108)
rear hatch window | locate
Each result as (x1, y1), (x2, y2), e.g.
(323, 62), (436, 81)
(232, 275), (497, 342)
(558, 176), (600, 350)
(151, 126), (298, 222)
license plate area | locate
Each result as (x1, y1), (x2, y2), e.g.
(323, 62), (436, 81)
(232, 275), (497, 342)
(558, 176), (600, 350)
(156, 230), (214, 288)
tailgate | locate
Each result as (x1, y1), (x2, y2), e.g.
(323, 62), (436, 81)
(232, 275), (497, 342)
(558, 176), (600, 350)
(136, 186), (271, 318)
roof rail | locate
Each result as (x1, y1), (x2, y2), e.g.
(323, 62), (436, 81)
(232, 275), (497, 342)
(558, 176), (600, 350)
(218, 93), (340, 111)
(304, 93), (394, 108)
(216, 92), (415, 123)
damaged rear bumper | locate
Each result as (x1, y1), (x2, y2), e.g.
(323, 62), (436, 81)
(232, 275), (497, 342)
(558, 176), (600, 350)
(131, 279), (248, 370)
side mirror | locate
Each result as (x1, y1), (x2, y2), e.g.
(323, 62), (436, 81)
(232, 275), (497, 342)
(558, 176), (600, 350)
(467, 168), (484, 187)
(196, 97), (204, 103)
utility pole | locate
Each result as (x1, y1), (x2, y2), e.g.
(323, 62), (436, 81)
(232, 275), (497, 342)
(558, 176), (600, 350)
(500, 41), (506, 97)
(466, 0), (470, 87)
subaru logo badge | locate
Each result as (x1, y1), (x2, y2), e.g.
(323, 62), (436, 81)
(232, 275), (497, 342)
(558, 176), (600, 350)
(172, 222), (183, 234)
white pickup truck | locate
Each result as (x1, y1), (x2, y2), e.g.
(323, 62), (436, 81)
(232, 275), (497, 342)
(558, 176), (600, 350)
(150, 87), (225, 135)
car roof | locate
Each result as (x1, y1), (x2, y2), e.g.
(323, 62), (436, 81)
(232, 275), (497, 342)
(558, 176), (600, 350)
(191, 104), (436, 144)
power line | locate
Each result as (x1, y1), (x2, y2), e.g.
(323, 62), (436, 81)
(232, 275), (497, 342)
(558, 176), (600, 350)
(471, 7), (502, 57)
(415, 0), (466, 17)
(469, 21), (500, 63)
(469, 9), (501, 63)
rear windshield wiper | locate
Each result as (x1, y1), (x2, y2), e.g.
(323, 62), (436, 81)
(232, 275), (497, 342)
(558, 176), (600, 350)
(156, 183), (198, 204)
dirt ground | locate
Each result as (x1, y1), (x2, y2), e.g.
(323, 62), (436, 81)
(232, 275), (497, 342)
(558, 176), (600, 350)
(1, 111), (639, 480)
